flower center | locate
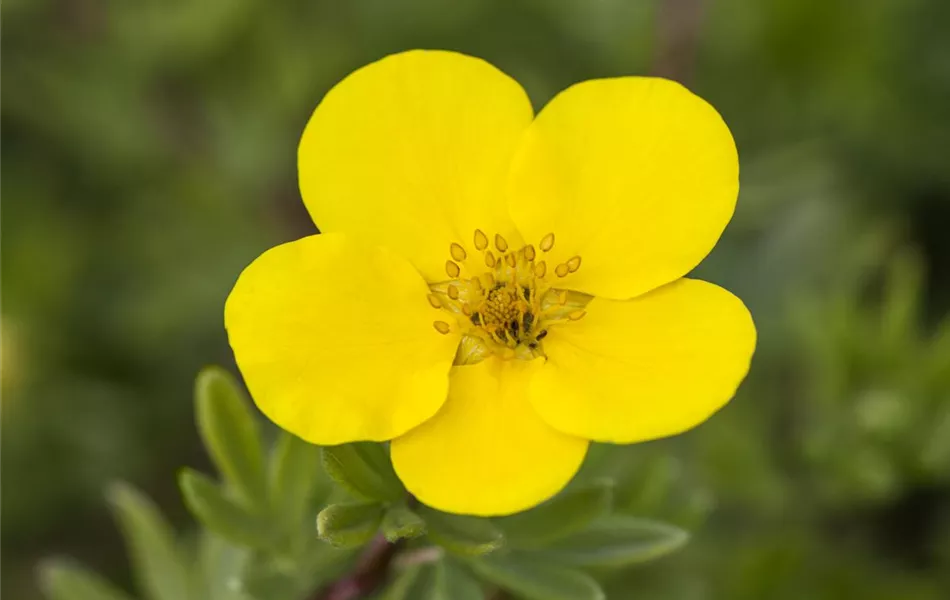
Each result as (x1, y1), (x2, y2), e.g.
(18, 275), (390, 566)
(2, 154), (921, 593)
(428, 229), (587, 363)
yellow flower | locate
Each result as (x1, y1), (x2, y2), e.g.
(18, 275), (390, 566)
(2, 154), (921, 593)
(225, 50), (756, 516)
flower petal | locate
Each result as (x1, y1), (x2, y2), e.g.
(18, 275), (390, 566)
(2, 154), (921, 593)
(508, 77), (739, 299)
(224, 234), (459, 445)
(299, 50), (534, 283)
(529, 279), (755, 443)
(391, 357), (588, 516)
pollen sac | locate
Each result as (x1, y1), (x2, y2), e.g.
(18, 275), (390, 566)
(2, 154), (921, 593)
(494, 234), (509, 252)
(473, 229), (489, 251)
(445, 260), (461, 279)
(567, 255), (582, 272)
(450, 243), (467, 262)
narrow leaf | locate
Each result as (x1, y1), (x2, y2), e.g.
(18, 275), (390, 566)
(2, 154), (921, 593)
(179, 469), (275, 550)
(107, 482), (191, 600)
(385, 561), (481, 600)
(430, 561), (483, 600)
(382, 505), (426, 542)
(420, 507), (504, 556)
(321, 442), (403, 502)
(269, 431), (323, 527)
(195, 366), (267, 509)
(317, 502), (384, 547)
(383, 565), (423, 600)
(39, 559), (135, 600)
(494, 481), (612, 548)
(542, 515), (689, 567)
(469, 554), (604, 600)
(195, 532), (249, 600)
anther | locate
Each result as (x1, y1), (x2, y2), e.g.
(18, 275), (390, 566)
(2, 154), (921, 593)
(427, 294), (443, 309)
(558, 290), (568, 305)
(495, 234), (509, 252)
(524, 245), (536, 261)
(568, 310), (586, 321)
(433, 321), (452, 334)
(461, 303), (472, 316)
(447, 285), (459, 300)
(450, 243), (467, 262)
(567, 255), (582, 273)
(445, 260), (461, 279)
(540, 232), (555, 252)
(534, 261), (547, 278)
(505, 253), (517, 268)
(474, 229), (489, 251)
(555, 263), (570, 277)
(485, 251), (496, 268)
(472, 277), (482, 292)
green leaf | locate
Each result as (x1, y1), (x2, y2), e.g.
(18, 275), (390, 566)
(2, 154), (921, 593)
(542, 515), (689, 567)
(317, 501), (384, 547)
(385, 561), (482, 600)
(39, 559), (135, 600)
(382, 505), (426, 542)
(195, 366), (267, 509)
(179, 468), (275, 550)
(321, 442), (404, 502)
(420, 507), (504, 556)
(469, 554), (604, 600)
(429, 561), (483, 600)
(240, 561), (301, 600)
(107, 482), (191, 600)
(494, 481), (612, 548)
(269, 431), (323, 527)
(195, 533), (249, 600)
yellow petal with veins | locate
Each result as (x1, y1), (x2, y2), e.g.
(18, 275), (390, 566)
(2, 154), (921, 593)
(225, 234), (459, 444)
(392, 357), (588, 516)
(508, 77), (739, 300)
(529, 279), (755, 443)
(299, 50), (532, 283)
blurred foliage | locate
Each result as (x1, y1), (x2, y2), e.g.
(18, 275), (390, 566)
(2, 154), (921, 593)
(3, 0), (950, 598)
(38, 367), (687, 600)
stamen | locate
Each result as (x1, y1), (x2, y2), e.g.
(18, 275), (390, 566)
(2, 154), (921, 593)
(474, 229), (489, 251)
(568, 310), (586, 321)
(450, 243), (467, 261)
(567, 255), (582, 273)
(433, 321), (452, 334)
(523, 245), (536, 261)
(485, 251), (496, 268)
(540, 232), (555, 252)
(505, 253), (517, 268)
(495, 234), (509, 252)
(534, 261), (547, 278)
(555, 263), (570, 277)
(447, 285), (459, 300)
(427, 294), (443, 309)
(445, 260), (461, 279)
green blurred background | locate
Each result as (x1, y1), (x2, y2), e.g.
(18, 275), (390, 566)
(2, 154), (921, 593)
(3, 0), (950, 598)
